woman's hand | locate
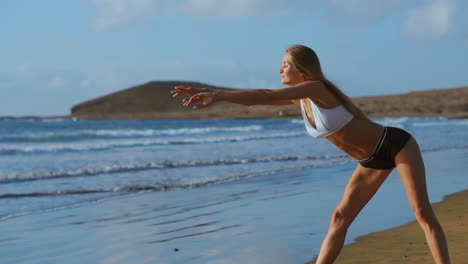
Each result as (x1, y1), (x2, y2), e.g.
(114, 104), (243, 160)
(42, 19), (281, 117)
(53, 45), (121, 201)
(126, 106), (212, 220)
(171, 86), (209, 98)
(183, 92), (217, 109)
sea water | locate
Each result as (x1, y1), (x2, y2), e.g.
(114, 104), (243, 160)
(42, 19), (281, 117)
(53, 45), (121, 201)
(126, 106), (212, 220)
(0, 117), (467, 263)
(1, 117), (467, 220)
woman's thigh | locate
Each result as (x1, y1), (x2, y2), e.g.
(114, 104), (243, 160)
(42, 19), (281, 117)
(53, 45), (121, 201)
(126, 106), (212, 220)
(394, 137), (433, 214)
(335, 164), (393, 221)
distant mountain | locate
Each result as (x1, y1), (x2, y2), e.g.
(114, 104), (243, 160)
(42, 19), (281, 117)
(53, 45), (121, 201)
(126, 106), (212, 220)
(71, 81), (468, 119)
(353, 86), (468, 118)
(71, 81), (299, 119)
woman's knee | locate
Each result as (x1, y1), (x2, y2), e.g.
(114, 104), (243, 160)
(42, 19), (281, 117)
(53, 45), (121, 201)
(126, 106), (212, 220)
(413, 206), (438, 227)
(329, 209), (354, 233)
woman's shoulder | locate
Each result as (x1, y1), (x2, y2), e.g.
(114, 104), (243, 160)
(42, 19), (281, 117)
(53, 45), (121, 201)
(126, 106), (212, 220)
(296, 81), (341, 108)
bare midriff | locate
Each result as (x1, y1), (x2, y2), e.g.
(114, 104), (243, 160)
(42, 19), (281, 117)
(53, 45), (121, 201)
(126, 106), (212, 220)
(326, 118), (384, 161)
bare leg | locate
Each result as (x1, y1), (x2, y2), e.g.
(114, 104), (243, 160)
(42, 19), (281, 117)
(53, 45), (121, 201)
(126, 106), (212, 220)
(395, 137), (450, 264)
(315, 165), (393, 264)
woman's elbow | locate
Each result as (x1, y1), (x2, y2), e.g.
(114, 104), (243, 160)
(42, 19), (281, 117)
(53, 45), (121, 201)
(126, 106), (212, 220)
(257, 89), (279, 103)
(236, 89), (274, 106)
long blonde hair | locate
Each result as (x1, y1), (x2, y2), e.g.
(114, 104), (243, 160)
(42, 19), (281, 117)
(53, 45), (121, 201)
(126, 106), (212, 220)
(286, 45), (368, 120)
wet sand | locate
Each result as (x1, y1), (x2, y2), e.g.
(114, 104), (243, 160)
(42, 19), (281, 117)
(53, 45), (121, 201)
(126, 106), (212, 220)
(308, 190), (468, 264)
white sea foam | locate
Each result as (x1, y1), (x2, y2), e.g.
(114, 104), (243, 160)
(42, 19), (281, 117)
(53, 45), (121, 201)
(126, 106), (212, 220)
(375, 117), (410, 127)
(89, 125), (263, 137)
(0, 131), (305, 155)
(413, 119), (468, 127)
(0, 153), (346, 183)
(0, 125), (264, 142)
(0, 157), (350, 221)
(290, 119), (304, 124)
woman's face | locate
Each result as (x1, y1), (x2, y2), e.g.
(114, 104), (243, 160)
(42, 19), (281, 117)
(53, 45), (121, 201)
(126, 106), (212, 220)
(279, 54), (305, 86)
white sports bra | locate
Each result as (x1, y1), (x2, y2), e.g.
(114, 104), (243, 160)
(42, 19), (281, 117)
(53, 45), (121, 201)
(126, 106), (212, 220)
(300, 98), (354, 139)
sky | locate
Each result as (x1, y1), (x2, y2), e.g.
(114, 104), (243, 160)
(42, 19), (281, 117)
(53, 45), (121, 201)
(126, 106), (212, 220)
(1, 0), (467, 116)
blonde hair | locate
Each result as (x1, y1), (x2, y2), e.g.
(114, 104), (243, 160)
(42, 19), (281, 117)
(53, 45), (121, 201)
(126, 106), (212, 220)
(286, 45), (368, 120)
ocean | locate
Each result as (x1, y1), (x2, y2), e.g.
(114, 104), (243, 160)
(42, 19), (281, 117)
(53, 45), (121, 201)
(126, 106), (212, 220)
(1, 117), (467, 263)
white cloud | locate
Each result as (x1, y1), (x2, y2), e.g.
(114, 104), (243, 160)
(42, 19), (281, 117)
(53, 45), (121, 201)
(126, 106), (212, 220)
(86, 0), (405, 33)
(404, 0), (455, 39)
(177, 0), (298, 19)
(89, 0), (304, 28)
(87, 0), (462, 42)
(328, 0), (401, 23)
(90, 0), (160, 30)
(175, 0), (403, 24)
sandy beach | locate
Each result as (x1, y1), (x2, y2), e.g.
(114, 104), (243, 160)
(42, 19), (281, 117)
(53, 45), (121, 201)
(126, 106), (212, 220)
(308, 190), (468, 264)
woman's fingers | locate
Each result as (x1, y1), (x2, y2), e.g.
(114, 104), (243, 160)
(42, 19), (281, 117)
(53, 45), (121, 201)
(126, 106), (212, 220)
(183, 95), (198, 107)
(170, 90), (179, 97)
(173, 88), (214, 108)
(182, 94), (206, 108)
(171, 86), (191, 97)
(186, 93), (215, 109)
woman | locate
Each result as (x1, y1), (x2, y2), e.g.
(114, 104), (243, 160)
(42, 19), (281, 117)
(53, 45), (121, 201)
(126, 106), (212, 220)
(170, 45), (450, 264)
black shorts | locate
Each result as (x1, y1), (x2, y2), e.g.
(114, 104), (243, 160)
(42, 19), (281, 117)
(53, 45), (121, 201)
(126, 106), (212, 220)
(359, 126), (411, 170)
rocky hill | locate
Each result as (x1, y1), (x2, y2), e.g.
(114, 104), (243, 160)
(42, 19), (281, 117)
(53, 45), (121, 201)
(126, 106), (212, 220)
(71, 81), (468, 119)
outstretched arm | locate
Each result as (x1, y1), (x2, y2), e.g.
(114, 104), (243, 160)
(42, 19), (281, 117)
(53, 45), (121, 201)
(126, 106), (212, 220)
(179, 81), (326, 108)
(171, 86), (216, 97)
(171, 85), (291, 106)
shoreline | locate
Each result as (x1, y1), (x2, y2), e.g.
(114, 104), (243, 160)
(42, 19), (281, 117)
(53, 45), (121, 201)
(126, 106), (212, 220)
(307, 189), (468, 264)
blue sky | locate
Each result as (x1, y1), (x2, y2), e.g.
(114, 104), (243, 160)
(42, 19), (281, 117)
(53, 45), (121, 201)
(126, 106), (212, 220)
(1, 0), (467, 116)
